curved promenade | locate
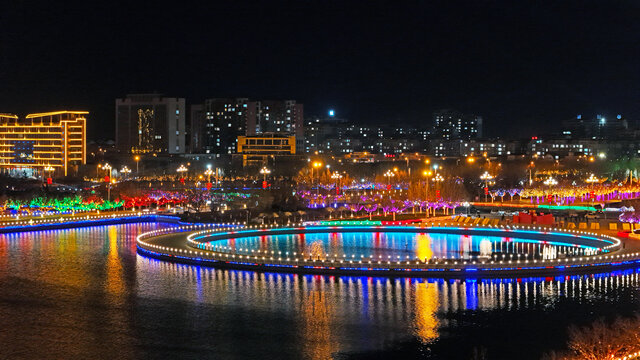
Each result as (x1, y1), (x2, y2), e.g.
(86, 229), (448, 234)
(0, 212), (195, 233)
(135, 222), (640, 278)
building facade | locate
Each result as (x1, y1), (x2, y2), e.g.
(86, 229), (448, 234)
(236, 134), (296, 166)
(0, 111), (87, 176)
(432, 109), (482, 140)
(191, 98), (303, 155)
(115, 94), (186, 154)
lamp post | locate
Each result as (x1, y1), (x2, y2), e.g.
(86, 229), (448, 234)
(331, 171), (342, 198)
(384, 169), (395, 187)
(204, 168), (213, 182)
(177, 165), (188, 187)
(432, 172), (444, 215)
(405, 156), (411, 176)
(96, 163), (102, 181)
(312, 161), (322, 195)
(260, 166), (271, 183)
(134, 155), (140, 174)
(44, 165), (55, 184)
(480, 171), (494, 202)
(528, 161), (535, 185)
(120, 166), (131, 179)
(103, 163), (113, 202)
(543, 176), (557, 204)
(586, 173), (598, 202)
(422, 170), (432, 202)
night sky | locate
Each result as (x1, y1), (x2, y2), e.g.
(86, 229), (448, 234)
(1, 1), (639, 140)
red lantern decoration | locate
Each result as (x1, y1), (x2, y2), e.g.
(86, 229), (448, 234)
(484, 187), (489, 195)
(104, 175), (110, 183)
(547, 194), (553, 202)
(206, 182), (212, 190)
(180, 178), (185, 184)
(590, 191), (595, 199)
(436, 190), (441, 198)
(46, 177), (52, 185)
(262, 181), (268, 189)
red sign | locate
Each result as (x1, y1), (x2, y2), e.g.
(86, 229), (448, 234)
(46, 177), (52, 185)
(484, 187), (489, 195)
(206, 182), (212, 190)
(104, 176), (110, 183)
(262, 181), (268, 189)
(435, 190), (441, 198)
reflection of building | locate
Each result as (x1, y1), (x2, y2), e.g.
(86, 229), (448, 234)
(0, 111), (87, 176)
(115, 94), (186, 154)
(236, 134), (296, 166)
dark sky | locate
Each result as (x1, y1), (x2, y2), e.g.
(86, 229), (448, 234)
(1, 0), (639, 140)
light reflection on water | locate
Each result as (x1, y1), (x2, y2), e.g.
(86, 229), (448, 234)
(0, 223), (638, 359)
(209, 232), (593, 260)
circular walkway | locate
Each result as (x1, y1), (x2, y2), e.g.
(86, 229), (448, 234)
(136, 222), (640, 278)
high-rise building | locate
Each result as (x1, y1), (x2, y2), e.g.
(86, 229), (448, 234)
(115, 94), (186, 154)
(254, 100), (304, 152)
(561, 114), (629, 139)
(190, 98), (303, 154)
(190, 98), (256, 155)
(0, 111), (87, 176)
(432, 109), (482, 140)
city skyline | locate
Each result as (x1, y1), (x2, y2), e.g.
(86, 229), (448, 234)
(2, 1), (639, 141)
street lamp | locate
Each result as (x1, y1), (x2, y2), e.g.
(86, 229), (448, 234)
(134, 155), (140, 174)
(422, 170), (433, 202)
(543, 176), (558, 186)
(177, 165), (188, 186)
(480, 171), (494, 202)
(177, 164), (188, 175)
(44, 165), (54, 184)
(585, 173), (599, 184)
(120, 166), (131, 179)
(331, 171), (342, 194)
(103, 163), (113, 202)
(384, 169), (395, 186)
(204, 168), (213, 182)
(312, 161), (322, 195)
(260, 166), (271, 182)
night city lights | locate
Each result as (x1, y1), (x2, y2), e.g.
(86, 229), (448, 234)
(1, 1), (640, 359)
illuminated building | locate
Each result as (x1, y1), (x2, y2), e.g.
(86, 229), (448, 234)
(236, 134), (296, 166)
(190, 98), (303, 155)
(0, 111), (87, 176)
(115, 94), (186, 154)
(190, 98), (256, 156)
(432, 109), (482, 140)
(251, 100), (303, 153)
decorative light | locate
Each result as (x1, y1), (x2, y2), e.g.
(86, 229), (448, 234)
(543, 177), (558, 186)
(585, 173), (599, 184)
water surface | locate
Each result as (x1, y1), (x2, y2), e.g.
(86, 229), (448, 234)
(0, 223), (638, 359)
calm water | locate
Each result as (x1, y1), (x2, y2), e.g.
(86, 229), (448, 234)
(0, 223), (639, 360)
(210, 232), (593, 260)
